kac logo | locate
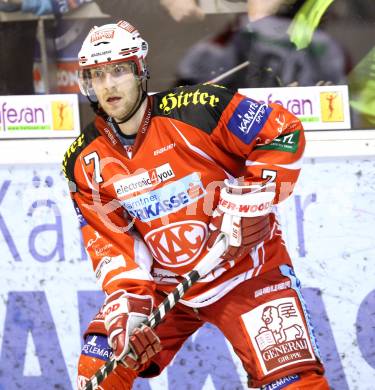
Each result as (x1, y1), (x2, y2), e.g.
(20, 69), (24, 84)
(144, 220), (208, 267)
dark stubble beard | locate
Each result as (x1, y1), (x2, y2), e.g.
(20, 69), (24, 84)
(113, 83), (146, 125)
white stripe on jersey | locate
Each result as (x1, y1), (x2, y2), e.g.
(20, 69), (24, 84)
(95, 255), (126, 287)
(246, 156), (303, 170)
(179, 272), (248, 307)
(133, 232), (153, 272)
(169, 119), (233, 179)
(251, 245), (260, 268)
(104, 268), (153, 289)
(178, 268), (262, 308)
(254, 265), (263, 277)
(79, 155), (96, 190)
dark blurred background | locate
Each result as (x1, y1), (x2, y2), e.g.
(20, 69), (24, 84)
(0, 0), (374, 128)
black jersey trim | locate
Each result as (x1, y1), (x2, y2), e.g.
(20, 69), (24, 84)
(62, 122), (101, 186)
(152, 83), (235, 135)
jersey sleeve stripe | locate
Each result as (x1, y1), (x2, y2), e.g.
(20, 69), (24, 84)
(245, 156), (304, 170)
(104, 268), (154, 290)
(168, 119), (233, 179)
(79, 155), (96, 190)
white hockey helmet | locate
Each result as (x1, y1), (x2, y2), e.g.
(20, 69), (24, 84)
(77, 20), (149, 97)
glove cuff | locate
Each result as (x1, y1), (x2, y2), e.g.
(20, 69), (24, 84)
(218, 184), (275, 217)
(104, 291), (153, 330)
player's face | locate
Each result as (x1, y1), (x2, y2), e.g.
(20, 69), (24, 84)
(91, 62), (140, 121)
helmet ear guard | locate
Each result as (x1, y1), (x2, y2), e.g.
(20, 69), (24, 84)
(142, 65), (150, 80)
(137, 59), (150, 81)
(130, 58), (149, 81)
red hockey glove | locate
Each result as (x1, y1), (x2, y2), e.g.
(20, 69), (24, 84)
(104, 291), (161, 368)
(207, 179), (275, 261)
(127, 324), (162, 369)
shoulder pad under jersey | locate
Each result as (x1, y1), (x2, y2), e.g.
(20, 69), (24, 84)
(62, 122), (101, 186)
(152, 83), (235, 134)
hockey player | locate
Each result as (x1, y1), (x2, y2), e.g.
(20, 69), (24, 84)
(63, 20), (330, 389)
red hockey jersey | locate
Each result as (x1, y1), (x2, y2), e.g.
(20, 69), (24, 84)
(63, 83), (304, 307)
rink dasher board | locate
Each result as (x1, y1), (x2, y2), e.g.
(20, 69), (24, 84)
(0, 136), (374, 389)
(0, 129), (374, 165)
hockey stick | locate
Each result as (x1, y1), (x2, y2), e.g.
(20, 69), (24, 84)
(206, 60), (284, 87)
(208, 60), (250, 84)
(83, 233), (228, 390)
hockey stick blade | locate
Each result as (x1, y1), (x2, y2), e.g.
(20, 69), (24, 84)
(83, 234), (228, 390)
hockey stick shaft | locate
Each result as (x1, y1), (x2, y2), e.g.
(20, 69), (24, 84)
(145, 234), (227, 328)
(84, 234), (228, 390)
(208, 60), (250, 84)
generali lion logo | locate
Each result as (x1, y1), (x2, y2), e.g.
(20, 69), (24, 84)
(242, 297), (316, 375)
(144, 220), (207, 267)
(259, 304), (304, 344)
